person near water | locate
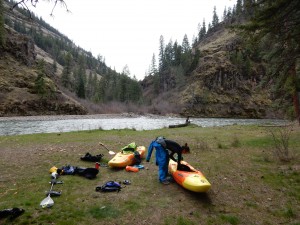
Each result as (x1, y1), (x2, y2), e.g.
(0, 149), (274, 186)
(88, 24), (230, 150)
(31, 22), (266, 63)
(146, 137), (183, 185)
(185, 116), (190, 124)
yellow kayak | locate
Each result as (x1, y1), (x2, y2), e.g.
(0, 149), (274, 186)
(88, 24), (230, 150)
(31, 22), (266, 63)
(168, 159), (211, 192)
(108, 146), (146, 168)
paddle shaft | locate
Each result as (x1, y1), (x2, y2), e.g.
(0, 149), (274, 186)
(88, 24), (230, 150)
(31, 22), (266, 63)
(99, 142), (115, 155)
(49, 182), (54, 192)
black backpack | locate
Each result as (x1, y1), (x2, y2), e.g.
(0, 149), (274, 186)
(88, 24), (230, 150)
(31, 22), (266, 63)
(134, 151), (141, 165)
(96, 181), (122, 192)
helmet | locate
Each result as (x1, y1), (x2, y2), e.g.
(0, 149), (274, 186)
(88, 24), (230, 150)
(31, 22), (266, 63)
(156, 136), (166, 148)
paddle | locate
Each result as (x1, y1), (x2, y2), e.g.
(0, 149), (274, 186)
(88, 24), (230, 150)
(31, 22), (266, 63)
(40, 182), (54, 208)
(99, 142), (116, 155)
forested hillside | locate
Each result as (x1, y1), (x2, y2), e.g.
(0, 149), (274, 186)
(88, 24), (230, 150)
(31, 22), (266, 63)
(0, 0), (299, 120)
(142, 0), (299, 120)
(0, 0), (143, 116)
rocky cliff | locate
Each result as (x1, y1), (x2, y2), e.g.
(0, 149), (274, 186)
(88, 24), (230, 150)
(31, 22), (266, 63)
(179, 25), (283, 118)
(0, 27), (87, 116)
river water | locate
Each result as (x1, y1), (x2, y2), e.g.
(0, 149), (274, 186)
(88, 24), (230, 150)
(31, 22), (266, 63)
(0, 115), (288, 136)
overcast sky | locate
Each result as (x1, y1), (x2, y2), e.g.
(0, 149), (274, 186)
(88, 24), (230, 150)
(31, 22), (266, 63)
(27, 0), (236, 80)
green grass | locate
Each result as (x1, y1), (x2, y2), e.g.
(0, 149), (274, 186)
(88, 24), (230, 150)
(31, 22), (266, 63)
(89, 204), (122, 219)
(0, 125), (299, 225)
(220, 214), (239, 225)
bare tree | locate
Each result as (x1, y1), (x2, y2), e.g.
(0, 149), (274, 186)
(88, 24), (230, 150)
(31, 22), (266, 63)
(11, 0), (69, 17)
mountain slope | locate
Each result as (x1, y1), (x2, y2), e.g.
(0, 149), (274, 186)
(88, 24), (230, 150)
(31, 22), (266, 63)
(0, 1), (289, 118)
(0, 27), (87, 116)
(177, 25), (283, 118)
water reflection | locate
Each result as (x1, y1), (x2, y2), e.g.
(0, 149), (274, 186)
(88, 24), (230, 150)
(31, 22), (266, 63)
(0, 116), (287, 136)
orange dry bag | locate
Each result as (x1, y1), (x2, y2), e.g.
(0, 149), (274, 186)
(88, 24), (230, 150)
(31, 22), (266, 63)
(125, 166), (139, 172)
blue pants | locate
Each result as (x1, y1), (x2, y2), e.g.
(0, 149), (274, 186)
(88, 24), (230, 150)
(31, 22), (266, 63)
(146, 141), (169, 182)
(158, 159), (168, 182)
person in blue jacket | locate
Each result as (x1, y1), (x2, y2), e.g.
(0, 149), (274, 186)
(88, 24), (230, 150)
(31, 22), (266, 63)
(146, 137), (183, 185)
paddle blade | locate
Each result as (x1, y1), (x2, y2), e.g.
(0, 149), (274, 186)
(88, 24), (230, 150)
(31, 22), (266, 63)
(40, 195), (54, 208)
(108, 150), (116, 155)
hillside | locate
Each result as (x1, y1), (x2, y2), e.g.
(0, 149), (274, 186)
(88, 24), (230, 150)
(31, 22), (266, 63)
(141, 23), (287, 119)
(0, 27), (87, 116)
(0, 0), (144, 117)
(181, 25), (280, 118)
(0, 0), (293, 118)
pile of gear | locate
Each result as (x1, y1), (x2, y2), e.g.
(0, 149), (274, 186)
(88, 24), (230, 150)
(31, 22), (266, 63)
(1, 138), (190, 220)
(40, 168), (64, 208)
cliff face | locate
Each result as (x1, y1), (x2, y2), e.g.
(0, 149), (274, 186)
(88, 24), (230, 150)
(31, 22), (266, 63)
(179, 25), (282, 119)
(0, 27), (87, 117)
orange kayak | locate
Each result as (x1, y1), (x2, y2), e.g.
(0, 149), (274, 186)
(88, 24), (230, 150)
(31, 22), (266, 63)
(168, 159), (211, 192)
(108, 146), (146, 168)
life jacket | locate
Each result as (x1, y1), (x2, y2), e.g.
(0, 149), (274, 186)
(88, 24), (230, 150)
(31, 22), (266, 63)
(122, 142), (137, 154)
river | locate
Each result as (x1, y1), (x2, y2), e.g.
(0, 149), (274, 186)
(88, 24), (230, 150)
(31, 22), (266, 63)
(0, 114), (288, 136)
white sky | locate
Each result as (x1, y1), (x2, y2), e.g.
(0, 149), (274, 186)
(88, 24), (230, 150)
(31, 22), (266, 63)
(27, 0), (236, 80)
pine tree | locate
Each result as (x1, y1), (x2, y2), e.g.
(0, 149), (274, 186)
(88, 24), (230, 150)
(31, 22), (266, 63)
(236, 0), (243, 17)
(76, 74), (85, 98)
(182, 34), (191, 53)
(158, 35), (165, 73)
(243, 0), (255, 18)
(212, 6), (219, 27)
(173, 41), (182, 66)
(223, 6), (227, 22)
(158, 35), (167, 91)
(181, 34), (192, 74)
(202, 19), (206, 34)
(239, 0), (300, 122)
(116, 75), (127, 102)
(127, 78), (142, 103)
(192, 35), (197, 48)
(93, 79), (104, 103)
(86, 71), (93, 99)
(198, 19), (207, 41)
(34, 59), (47, 98)
(52, 60), (57, 73)
(208, 22), (212, 31)
(189, 49), (201, 73)
(173, 65), (185, 88)
(61, 52), (72, 88)
(0, 0), (5, 47)
(226, 7), (233, 21)
(165, 40), (174, 67)
(149, 53), (158, 76)
(75, 55), (86, 98)
(122, 64), (130, 76)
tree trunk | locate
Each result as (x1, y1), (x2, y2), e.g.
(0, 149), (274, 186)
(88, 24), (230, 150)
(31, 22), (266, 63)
(292, 92), (300, 125)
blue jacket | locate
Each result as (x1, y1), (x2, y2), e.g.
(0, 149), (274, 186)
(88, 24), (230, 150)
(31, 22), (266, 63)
(146, 141), (168, 165)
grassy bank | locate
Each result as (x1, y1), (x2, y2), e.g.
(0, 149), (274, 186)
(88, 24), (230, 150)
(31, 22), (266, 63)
(0, 124), (299, 225)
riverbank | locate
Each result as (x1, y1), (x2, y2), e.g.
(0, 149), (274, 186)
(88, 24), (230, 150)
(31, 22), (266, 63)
(0, 114), (288, 136)
(0, 113), (153, 121)
(0, 125), (299, 224)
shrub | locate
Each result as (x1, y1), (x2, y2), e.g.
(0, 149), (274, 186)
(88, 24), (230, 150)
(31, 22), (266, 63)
(231, 135), (241, 148)
(266, 124), (294, 162)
